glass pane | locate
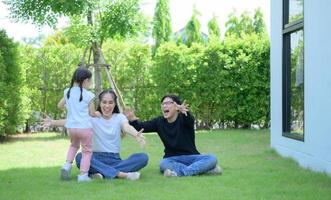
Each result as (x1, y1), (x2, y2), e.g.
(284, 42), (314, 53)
(289, 0), (303, 24)
(290, 30), (304, 135)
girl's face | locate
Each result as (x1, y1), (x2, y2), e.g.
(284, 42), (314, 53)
(82, 78), (92, 89)
(100, 93), (116, 118)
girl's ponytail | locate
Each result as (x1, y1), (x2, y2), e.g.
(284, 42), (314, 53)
(66, 78), (74, 99)
(79, 82), (83, 102)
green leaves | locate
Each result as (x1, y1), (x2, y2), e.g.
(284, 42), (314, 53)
(225, 9), (267, 38)
(4, 0), (88, 27)
(5, 0), (147, 43)
(0, 29), (21, 135)
(99, 0), (147, 41)
(152, 0), (172, 54)
(184, 8), (204, 47)
(208, 15), (221, 42)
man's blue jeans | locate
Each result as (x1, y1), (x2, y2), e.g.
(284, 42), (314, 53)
(76, 152), (148, 179)
(159, 154), (218, 176)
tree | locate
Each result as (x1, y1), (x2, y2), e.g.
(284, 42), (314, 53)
(207, 15), (221, 42)
(17, 30), (84, 132)
(238, 11), (254, 34)
(152, 0), (172, 55)
(5, 0), (147, 96)
(253, 8), (267, 35)
(184, 8), (204, 47)
(0, 29), (22, 135)
(225, 11), (254, 38)
(224, 12), (240, 37)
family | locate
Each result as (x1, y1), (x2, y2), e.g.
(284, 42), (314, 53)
(43, 67), (222, 182)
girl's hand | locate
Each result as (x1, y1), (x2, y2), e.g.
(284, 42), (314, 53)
(42, 116), (52, 128)
(95, 111), (102, 118)
(136, 129), (146, 148)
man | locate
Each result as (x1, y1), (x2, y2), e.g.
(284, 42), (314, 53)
(124, 94), (222, 177)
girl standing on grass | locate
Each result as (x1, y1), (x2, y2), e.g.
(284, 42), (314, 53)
(57, 67), (98, 182)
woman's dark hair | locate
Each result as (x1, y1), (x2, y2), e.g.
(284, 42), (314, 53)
(67, 67), (92, 102)
(161, 94), (182, 105)
(97, 89), (120, 114)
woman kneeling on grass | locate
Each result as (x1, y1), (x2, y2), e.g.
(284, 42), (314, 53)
(44, 89), (148, 181)
(124, 94), (222, 177)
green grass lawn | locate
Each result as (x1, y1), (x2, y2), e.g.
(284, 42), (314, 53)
(0, 130), (330, 200)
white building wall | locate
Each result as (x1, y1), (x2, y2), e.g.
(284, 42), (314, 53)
(271, 0), (331, 175)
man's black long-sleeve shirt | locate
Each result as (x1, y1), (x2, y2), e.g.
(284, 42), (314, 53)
(129, 112), (200, 158)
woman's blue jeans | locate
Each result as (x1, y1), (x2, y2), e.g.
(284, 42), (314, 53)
(76, 152), (149, 179)
(159, 154), (217, 176)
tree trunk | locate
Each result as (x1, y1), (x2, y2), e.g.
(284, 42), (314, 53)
(87, 10), (102, 96)
(24, 121), (31, 133)
(92, 43), (102, 95)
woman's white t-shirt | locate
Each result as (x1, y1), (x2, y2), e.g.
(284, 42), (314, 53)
(91, 113), (127, 153)
(64, 86), (95, 129)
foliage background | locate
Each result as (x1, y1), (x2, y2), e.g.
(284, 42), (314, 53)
(0, 1), (270, 135)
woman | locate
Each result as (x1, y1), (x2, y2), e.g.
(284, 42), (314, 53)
(44, 89), (148, 181)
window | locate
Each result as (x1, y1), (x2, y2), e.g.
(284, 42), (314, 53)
(282, 0), (304, 141)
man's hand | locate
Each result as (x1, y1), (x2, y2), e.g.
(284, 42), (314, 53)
(176, 100), (189, 116)
(123, 107), (138, 121)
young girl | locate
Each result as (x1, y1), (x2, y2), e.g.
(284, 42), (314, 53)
(58, 67), (97, 182)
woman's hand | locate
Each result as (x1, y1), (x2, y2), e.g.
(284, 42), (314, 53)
(135, 129), (146, 148)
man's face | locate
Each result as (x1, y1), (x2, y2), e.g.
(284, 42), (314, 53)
(161, 97), (178, 120)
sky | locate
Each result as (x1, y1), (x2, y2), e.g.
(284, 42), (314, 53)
(0, 0), (270, 42)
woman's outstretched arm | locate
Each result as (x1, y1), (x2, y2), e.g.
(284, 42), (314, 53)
(122, 122), (146, 147)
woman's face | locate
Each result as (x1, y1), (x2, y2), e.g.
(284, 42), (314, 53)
(100, 93), (116, 118)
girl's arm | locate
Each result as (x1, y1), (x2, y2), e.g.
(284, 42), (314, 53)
(122, 122), (146, 147)
(57, 97), (65, 109)
(89, 101), (101, 117)
(42, 116), (65, 128)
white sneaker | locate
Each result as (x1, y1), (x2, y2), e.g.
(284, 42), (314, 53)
(163, 169), (178, 177)
(207, 165), (223, 175)
(126, 172), (140, 181)
(60, 163), (72, 180)
(77, 174), (92, 182)
(90, 173), (103, 180)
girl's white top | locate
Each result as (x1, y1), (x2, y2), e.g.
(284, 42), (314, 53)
(90, 113), (127, 153)
(64, 86), (95, 128)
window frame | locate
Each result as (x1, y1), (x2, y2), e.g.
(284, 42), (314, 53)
(282, 0), (304, 141)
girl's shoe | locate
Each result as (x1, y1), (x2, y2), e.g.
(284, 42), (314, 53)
(78, 174), (92, 182)
(60, 163), (72, 180)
